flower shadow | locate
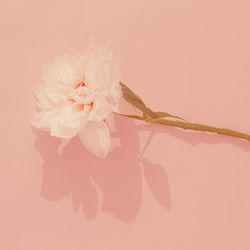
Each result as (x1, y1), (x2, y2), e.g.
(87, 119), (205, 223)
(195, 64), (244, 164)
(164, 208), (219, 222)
(33, 114), (249, 222)
(33, 115), (171, 223)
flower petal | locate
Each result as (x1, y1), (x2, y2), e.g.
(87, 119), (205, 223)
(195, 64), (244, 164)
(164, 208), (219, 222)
(50, 104), (89, 138)
(31, 110), (58, 130)
(51, 119), (82, 138)
(87, 97), (112, 122)
(84, 39), (121, 91)
(79, 121), (110, 158)
(42, 50), (85, 86)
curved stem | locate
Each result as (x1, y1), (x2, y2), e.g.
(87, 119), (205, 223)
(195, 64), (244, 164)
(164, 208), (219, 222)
(152, 119), (250, 141)
(118, 114), (250, 141)
(118, 81), (250, 141)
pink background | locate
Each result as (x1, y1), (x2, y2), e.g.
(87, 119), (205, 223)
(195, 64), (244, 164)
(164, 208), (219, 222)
(1, 0), (250, 249)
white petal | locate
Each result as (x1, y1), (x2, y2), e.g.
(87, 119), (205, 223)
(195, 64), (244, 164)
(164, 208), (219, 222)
(31, 110), (57, 130)
(50, 108), (83, 138)
(42, 50), (84, 86)
(87, 97), (112, 122)
(59, 104), (87, 128)
(84, 39), (122, 91)
(35, 86), (54, 110)
(49, 104), (90, 138)
(79, 121), (110, 158)
(50, 119), (81, 138)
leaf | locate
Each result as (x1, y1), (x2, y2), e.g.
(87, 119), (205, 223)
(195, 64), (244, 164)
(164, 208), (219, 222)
(119, 82), (187, 122)
(155, 111), (186, 121)
(119, 82), (158, 119)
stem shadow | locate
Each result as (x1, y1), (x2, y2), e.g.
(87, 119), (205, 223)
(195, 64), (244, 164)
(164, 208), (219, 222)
(137, 122), (250, 152)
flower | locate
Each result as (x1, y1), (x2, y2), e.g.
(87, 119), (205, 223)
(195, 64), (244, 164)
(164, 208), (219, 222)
(31, 40), (122, 158)
(32, 40), (250, 158)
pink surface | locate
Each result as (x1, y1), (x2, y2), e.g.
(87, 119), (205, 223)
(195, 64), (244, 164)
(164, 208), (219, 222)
(1, 0), (250, 249)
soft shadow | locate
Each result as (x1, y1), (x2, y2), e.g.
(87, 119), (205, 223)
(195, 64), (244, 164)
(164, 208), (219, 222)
(137, 123), (250, 152)
(142, 158), (171, 210)
(33, 115), (171, 222)
(33, 115), (249, 222)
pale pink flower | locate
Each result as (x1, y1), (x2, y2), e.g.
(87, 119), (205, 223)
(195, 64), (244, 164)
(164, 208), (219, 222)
(31, 40), (124, 158)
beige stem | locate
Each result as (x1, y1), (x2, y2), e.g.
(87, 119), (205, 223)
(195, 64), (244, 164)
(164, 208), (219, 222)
(119, 114), (250, 141)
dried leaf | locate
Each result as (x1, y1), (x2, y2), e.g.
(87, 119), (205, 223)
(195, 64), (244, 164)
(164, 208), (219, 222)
(155, 111), (186, 121)
(119, 82), (158, 119)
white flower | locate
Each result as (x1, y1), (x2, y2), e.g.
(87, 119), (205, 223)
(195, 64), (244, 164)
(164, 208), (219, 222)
(31, 40), (123, 158)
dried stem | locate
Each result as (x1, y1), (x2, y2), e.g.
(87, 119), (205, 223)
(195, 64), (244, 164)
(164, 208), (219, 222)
(119, 114), (250, 141)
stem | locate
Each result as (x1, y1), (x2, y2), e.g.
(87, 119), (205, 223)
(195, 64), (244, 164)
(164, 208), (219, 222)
(154, 119), (250, 141)
(120, 114), (250, 141)
(118, 81), (250, 142)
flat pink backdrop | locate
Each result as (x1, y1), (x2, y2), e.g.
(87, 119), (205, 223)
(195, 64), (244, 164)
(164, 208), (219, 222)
(1, 0), (250, 249)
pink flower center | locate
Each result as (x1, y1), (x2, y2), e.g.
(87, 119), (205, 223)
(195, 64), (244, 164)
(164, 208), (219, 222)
(68, 80), (93, 111)
(74, 80), (86, 89)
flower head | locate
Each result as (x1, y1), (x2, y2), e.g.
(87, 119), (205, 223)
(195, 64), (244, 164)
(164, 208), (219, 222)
(31, 40), (122, 158)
